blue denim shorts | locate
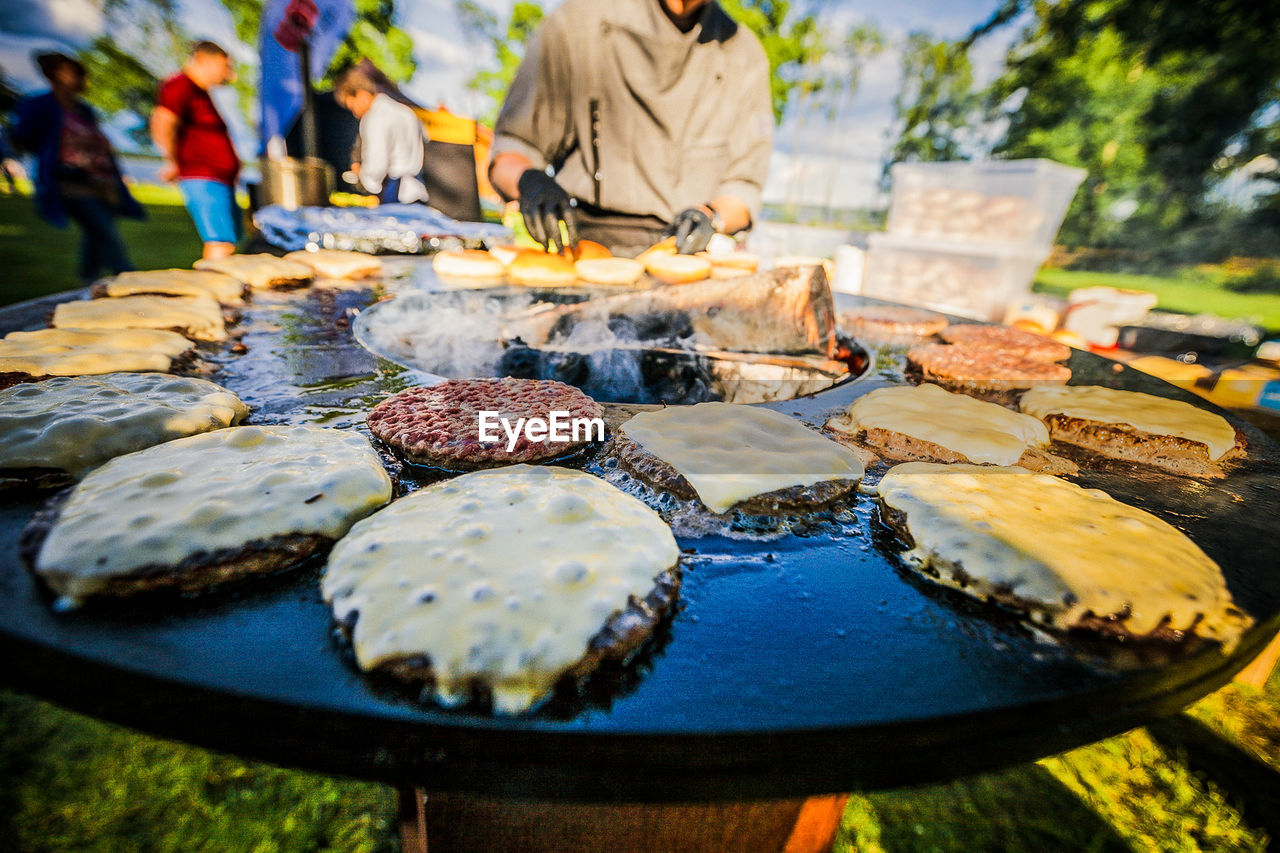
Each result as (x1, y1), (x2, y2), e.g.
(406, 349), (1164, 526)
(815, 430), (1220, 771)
(178, 178), (241, 245)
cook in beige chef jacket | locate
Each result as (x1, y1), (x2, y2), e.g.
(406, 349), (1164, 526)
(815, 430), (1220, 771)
(488, 0), (773, 257)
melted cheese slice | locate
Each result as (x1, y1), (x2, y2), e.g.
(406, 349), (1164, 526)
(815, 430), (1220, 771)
(101, 269), (246, 305)
(1020, 385), (1237, 461)
(283, 249), (382, 279)
(0, 373), (248, 475)
(195, 254), (314, 289)
(52, 294), (227, 342)
(878, 462), (1249, 645)
(0, 328), (194, 375)
(830, 383), (1050, 465)
(323, 465), (679, 713)
(621, 402), (864, 513)
(34, 425), (392, 601)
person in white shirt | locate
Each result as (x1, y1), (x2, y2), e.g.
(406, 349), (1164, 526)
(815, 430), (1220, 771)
(334, 68), (429, 205)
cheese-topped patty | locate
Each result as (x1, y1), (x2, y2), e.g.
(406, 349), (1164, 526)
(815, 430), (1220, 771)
(620, 402), (864, 513)
(31, 425), (392, 602)
(829, 383), (1051, 466)
(0, 328), (194, 376)
(1020, 385), (1237, 461)
(323, 465), (680, 713)
(194, 254), (314, 289)
(0, 373), (248, 476)
(52, 294), (227, 342)
(283, 249), (382, 279)
(877, 462), (1249, 645)
(99, 269), (246, 305)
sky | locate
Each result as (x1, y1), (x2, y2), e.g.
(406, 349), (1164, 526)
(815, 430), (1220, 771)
(0, 0), (1021, 209)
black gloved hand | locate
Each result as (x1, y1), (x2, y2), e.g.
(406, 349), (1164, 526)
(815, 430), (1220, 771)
(662, 207), (716, 254)
(517, 169), (579, 253)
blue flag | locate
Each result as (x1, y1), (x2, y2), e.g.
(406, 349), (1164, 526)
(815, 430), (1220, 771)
(258, 0), (355, 153)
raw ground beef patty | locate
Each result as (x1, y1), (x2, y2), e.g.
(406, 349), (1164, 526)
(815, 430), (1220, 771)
(367, 378), (604, 469)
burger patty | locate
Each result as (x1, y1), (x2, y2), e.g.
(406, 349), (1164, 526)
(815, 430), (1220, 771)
(907, 344), (1071, 405)
(613, 432), (857, 515)
(21, 491), (332, 600)
(938, 324), (1071, 362)
(89, 280), (252, 306)
(879, 503), (1193, 644)
(368, 378), (603, 469)
(83, 286), (244, 328)
(338, 566), (682, 707)
(837, 425), (1078, 476)
(0, 372), (54, 390)
(839, 306), (948, 346)
(1043, 413), (1246, 480)
(0, 347), (205, 390)
(0, 467), (76, 495)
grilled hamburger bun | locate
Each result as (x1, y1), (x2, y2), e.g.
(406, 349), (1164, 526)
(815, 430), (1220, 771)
(506, 249), (578, 287)
(573, 257), (645, 286)
(431, 249), (507, 285)
(643, 252), (712, 285)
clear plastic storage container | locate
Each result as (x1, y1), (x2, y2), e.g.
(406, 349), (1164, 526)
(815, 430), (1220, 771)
(887, 159), (1085, 246)
(861, 232), (1050, 322)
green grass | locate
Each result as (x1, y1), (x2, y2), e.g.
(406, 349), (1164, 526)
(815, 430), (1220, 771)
(0, 692), (398, 853)
(1035, 268), (1280, 331)
(0, 189), (201, 306)
(2, 189), (1280, 849)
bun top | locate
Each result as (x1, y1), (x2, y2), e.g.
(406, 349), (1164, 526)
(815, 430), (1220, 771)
(566, 240), (612, 262)
(507, 250), (577, 285)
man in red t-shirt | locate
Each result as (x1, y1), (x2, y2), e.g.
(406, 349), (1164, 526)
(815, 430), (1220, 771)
(150, 41), (240, 259)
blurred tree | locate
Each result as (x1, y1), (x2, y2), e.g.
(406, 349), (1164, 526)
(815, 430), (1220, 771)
(988, 23), (1188, 245)
(77, 0), (188, 147)
(225, 0), (417, 90)
(720, 0), (825, 125)
(976, 0), (1280, 248)
(460, 1), (544, 126)
(887, 32), (980, 170)
(80, 40), (163, 148)
(327, 0), (417, 84)
(74, 0), (416, 146)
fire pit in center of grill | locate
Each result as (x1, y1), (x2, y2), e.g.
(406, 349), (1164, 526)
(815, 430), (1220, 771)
(353, 265), (866, 404)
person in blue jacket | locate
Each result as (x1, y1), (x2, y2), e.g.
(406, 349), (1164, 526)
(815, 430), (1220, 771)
(14, 52), (143, 283)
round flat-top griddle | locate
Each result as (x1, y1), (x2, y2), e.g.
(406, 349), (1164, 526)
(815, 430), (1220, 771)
(2, 272), (1278, 803)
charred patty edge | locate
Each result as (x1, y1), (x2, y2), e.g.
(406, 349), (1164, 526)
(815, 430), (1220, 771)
(612, 431), (858, 515)
(1041, 413), (1246, 480)
(21, 490), (334, 600)
(332, 563), (683, 711)
(878, 501), (1217, 645)
(824, 423), (1079, 476)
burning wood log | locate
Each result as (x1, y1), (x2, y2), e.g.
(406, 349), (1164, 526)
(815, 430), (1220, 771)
(502, 265), (837, 357)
